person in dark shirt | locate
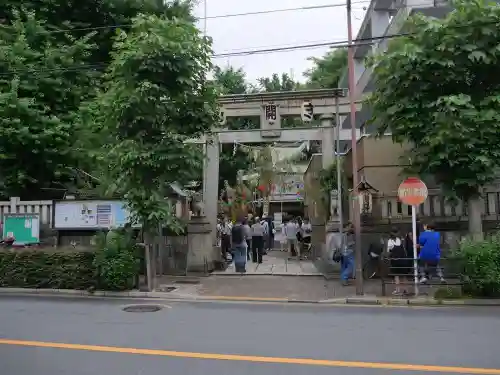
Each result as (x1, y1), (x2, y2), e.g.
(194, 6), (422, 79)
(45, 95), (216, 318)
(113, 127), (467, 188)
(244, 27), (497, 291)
(366, 237), (384, 279)
(231, 217), (247, 273)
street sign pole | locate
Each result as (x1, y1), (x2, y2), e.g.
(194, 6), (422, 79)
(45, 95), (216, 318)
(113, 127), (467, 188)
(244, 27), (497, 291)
(411, 205), (419, 296)
(398, 177), (428, 298)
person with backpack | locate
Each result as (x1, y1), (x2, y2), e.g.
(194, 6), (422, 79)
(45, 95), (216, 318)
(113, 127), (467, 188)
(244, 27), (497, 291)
(340, 222), (356, 286)
(387, 228), (411, 295)
(231, 217), (248, 273)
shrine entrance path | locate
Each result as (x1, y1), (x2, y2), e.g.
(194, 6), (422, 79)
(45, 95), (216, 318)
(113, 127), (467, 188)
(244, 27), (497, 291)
(212, 250), (321, 276)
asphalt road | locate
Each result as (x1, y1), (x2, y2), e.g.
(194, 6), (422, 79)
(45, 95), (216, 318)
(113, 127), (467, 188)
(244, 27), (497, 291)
(0, 295), (499, 375)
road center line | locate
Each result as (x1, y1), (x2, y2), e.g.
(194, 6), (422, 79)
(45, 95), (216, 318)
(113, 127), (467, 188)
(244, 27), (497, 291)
(0, 338), (498, 374)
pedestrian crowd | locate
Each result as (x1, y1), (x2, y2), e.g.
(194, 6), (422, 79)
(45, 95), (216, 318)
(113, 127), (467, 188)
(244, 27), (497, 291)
(218, 214), (444, 286)
(216, 215), (312, 273)
(335, 221), (445, 294)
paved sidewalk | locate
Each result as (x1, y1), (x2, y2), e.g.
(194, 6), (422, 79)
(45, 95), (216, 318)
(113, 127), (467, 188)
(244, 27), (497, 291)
(212, 250), (320, 276)
(194, 276), (382, 300)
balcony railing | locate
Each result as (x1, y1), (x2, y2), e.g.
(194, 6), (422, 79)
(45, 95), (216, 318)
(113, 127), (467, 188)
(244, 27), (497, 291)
(372, 190), (500, 221)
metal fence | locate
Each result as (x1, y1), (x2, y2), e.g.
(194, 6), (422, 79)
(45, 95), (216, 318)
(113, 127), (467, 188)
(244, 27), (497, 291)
(156, 235), (189, 276)
(378, 257), (463, 296)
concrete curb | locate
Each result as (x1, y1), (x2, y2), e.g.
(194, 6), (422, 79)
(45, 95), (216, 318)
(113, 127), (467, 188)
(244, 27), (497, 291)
(342, 296), (500, 307)
(0, 287), (167, 299)
(1, 288), (499, 306)
(210, 272), (323, 277)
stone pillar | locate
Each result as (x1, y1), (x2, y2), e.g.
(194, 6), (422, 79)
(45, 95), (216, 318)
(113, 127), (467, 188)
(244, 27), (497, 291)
(311, 217), (326, 256)
(325, 223), (342, 273)
(328, 189), (342, 231)
(320, 114), (335, 169)
(203, 136), (219, 245)
(186, 216), (216, 273)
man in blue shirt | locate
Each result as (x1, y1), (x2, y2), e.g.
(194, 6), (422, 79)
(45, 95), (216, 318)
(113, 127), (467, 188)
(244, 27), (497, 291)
(418, 223), (445, 283)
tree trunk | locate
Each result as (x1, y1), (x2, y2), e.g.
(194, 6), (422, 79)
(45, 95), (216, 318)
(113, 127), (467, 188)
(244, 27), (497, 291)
(143, 224), (157, 292)
(467, 196), (484, 241)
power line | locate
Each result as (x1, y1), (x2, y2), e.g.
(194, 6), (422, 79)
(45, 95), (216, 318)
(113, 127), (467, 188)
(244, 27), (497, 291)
(0, 36), (375, 77)
(0, 1), (370, 35)
(213, 34), (389, 58)
(203, 2), (369, 20)
(213, 17), (500, 58)
(1, 19), (498, 77)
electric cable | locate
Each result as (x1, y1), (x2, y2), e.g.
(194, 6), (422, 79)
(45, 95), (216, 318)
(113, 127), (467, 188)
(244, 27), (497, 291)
(0, 1), (371, 35)
(0, 18), (498, 77)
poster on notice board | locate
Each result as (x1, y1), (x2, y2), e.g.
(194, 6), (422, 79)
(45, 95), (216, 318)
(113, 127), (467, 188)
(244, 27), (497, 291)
(53, 200), (139, 229)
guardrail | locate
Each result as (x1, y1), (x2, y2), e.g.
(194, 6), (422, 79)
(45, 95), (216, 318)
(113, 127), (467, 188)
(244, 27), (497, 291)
(365, 257), (463, 296)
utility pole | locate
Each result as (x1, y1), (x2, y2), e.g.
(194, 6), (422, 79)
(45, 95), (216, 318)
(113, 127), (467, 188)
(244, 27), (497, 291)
(334, 97), (343, 238)
(346, 0), (363, 295)
(203, 0), (207, 35)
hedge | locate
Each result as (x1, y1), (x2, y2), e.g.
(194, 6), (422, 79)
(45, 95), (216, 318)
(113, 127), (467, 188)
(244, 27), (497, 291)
(0, 250), (97, 290)
(453, 233), (500, 298)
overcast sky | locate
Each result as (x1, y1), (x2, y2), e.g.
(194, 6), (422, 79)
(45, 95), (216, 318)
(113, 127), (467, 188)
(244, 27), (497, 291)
(192, 0), (367, 84)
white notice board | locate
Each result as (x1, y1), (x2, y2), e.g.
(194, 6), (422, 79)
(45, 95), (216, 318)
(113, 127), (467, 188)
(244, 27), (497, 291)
(54, 200), (134, 229)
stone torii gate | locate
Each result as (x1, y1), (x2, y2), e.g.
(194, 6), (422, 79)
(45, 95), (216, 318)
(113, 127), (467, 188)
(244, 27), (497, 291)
(201, 88), (362, 243)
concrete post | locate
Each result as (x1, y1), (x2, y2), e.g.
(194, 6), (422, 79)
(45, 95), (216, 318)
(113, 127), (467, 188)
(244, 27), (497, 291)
(186, 215), (215, 273)
(203, 136), (219, 245)
(320, 115), (335, 169)
(317, 115), (342, 274)
(10, 197), (18, 213)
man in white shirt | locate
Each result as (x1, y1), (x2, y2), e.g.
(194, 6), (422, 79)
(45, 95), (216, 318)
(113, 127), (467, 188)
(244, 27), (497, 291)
(261, 217), (269, 253)
(220, 217), (232, 260)
(284, 218), (300, 259)
(301, 218), (312, 254)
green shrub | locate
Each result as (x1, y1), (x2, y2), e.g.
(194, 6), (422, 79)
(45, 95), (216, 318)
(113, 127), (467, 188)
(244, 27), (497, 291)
(93, 230), (140, 291)
(0, 251), (96, 290)
(0, 230), (141, 291)
(453, 233), (500, 297)
(434, 286), (462, 300)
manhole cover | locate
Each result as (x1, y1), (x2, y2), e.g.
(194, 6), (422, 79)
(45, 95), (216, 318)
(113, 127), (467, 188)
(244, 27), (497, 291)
(158, 286), (177, 292)
(122, 304), (164, 313)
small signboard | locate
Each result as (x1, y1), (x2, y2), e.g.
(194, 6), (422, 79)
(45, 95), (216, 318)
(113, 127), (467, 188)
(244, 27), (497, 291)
(3, 214), (40, 245)
(398, 177), (428, 206)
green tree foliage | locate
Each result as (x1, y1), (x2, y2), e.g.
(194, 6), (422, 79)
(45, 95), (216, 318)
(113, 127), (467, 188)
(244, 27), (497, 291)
(304, 48), (347, 88)
(0, 1), (194, 198)
(212, 65), (255, 189)
(213, 66), (248, 95)
(90, 13), (218, 232)
(0, 0), (194, 66)
(368, 0), (500, 237)
(0, 11), (97, 198)
(257, 73), (299, 92)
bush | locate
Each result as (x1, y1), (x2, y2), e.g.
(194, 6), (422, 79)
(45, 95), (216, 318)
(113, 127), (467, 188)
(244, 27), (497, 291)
(0, 250), (96, 290)
(434, 286), (462, 300)
(93, 230), (140, 291)
(0, 230), (141, 291)
(453, 233), (500, 297)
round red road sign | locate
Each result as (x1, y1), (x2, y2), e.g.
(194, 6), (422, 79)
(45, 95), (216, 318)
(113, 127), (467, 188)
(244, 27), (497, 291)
(398, 177), (428, 206)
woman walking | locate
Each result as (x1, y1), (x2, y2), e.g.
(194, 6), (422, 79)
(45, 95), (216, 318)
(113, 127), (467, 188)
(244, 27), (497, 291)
(387, 229), (411, 295)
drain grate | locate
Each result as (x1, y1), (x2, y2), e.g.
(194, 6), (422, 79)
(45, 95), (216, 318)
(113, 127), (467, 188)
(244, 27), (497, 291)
(158, 286), (177, 292)
(122, 304), (164, 313)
